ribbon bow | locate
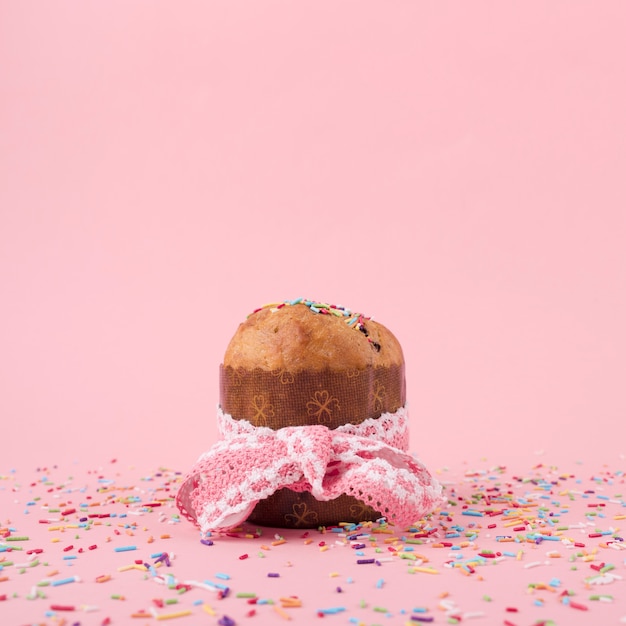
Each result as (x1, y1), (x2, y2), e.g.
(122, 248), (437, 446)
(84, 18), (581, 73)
(176, 411), (444, 532)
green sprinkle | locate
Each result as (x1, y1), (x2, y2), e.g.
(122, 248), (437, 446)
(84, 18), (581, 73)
(236, 593), (257, 598)
(5, 536), (29, 542)
(373, 606), (389, 613)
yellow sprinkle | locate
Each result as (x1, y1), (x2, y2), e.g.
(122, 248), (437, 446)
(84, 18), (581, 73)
(117, 564), (147, 572)
(410, 566), (439, 575)
(155, 609), (193, 620)
(273, 605), (292, 620)
(51, 538), (61, 543)
(503, 519), (525, 528)
(614, 515), (626, 520)
(202, 604), (216, 616)
(329, 572), (340, 578)
(303, 539), (313, 545)
(319, 545), (329, 552)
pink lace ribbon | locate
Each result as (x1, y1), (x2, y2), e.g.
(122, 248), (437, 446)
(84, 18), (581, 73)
(176, 406), (445, 532)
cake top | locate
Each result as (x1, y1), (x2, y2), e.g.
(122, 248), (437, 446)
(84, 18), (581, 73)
(223, 298), (404, 372)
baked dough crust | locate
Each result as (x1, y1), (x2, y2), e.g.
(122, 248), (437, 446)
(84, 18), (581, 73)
(224, 303), (404, 372)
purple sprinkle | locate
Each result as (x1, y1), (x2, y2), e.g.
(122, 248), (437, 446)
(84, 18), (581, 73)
(357, 558), (375, 564)
(267, 572), (280, 578)
(218, 616), (236, 626)
(201, 539), (214, 546)
(411, 616), (434, 623)
(351, 543), (366, 550)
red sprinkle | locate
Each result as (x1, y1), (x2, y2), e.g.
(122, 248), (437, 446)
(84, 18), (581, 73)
(239, 554), (249, 560)
(588, 533), (603, 538)
(50, 604), (75, 611)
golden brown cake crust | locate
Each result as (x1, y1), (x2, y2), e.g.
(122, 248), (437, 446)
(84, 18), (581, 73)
(223, 302), (404, 372)
(220, 300), (406, 528)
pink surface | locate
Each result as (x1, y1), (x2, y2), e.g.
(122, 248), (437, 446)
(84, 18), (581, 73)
(2, 457), (626, 625)
(2, 1), (626, 623)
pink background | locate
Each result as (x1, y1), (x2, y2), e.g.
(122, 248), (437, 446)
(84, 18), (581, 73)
(2, 1), (626, 472)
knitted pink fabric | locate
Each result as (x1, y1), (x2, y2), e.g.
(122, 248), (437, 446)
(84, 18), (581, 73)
(176, 406), (445, 533)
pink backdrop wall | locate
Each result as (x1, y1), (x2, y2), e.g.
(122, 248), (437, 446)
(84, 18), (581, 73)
(2, 1), (625, 472)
